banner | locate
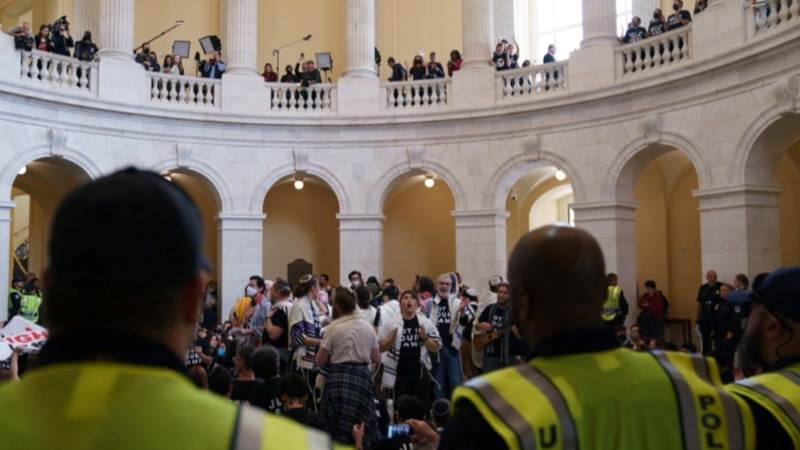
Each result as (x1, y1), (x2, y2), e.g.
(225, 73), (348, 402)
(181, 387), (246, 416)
(0, 317), (48, 361)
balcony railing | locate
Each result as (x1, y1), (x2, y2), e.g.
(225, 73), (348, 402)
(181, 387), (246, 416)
(753, 0), (799, 36)
(19, 50), (97, 95)
(381, 78), (451, 111)
(615, 26), (692, 77)
(496, 62), (568, 101)
(146, 72), (221, 110)
(266, 83), (336, 113)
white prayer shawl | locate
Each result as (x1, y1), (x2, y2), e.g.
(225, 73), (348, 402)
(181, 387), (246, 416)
(288, 296), (321, 370)
(426, 294), (462, 350)
(379, 312), (441, 390)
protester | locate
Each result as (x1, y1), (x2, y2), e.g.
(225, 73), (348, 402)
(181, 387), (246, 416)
(248, 345), (283, 412)
(317, 287), (381, 447)
(288, 274), (323, 404)
(426, 273), (462, 400)
(279, 373), (327, 432)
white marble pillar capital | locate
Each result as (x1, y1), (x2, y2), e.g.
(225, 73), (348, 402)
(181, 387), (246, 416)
(218, 212), (264, 319)
(344, 0), (377, 78)
(338, 213), (384, 285)
(225, 0), (259, 76)
(694, 186), (782, 282)
(452, 209), (508, 295)
(97, 0), (134, 61)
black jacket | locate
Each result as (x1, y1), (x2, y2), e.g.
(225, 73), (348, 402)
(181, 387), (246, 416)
(51, 32), (73, 57)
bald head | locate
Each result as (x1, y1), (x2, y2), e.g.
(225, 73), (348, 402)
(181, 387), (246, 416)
(508, 226), (607, 343)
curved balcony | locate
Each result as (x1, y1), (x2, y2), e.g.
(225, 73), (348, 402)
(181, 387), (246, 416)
(0, 0), (799, 321)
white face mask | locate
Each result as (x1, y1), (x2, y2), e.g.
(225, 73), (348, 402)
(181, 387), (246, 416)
(246, 286), (258, 297)
(351, 280), (361, 287)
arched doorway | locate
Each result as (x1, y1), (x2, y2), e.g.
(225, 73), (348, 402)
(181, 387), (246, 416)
(162, 168), (222, 282)
(631, 149), (701, 323)
(262, 175), (340, 283)
(10, 157), (91, 281)
(383, 173), (456, 289)
(777, 142), (800, 266)
(505, 166), (575, 256)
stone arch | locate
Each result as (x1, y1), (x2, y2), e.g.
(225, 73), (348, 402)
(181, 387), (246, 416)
(0, 145), (103, 200)
(608, 131), (711, 202)
(250, 162), (349, 214)
(152, 158), (232, 212)
(486, 150), (586, 211)
(368, 160), (466, 213)
(733, 109), (800, 187)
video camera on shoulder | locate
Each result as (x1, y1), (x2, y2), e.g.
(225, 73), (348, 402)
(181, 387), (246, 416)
(53, 16), (70, 31)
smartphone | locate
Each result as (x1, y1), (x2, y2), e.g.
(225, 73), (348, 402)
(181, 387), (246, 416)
(387, 423), (412, 440)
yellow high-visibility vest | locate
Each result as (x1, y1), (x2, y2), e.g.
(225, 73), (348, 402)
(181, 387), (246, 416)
(453, 348), (755, 450)
(19, 293), (42, 322)
(726, 362), (800, 449)
(0, 362), (345, 450)
(601, 286), (622, 322)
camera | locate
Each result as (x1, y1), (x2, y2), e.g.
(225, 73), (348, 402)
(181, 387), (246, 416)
(53, 15), (70, 33)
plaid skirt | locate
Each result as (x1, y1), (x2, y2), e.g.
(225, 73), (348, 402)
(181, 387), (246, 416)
(320, 362), (379, 448)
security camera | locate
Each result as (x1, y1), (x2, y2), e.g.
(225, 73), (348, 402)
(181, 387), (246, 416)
(510, 190), (519, 201)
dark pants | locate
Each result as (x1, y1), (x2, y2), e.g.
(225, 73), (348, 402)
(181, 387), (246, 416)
(699, 315), (715, 355)
(394, 366), (432, 412)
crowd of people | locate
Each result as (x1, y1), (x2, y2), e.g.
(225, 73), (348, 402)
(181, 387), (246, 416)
(0, 168), (797, 450)
(620, 0), (700, 45)
(7, 18), (98, 62)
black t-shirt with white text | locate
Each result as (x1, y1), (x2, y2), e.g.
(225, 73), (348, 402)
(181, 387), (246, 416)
(649, 20), (667, 36)
(493, 52), (508, 70)
(667, 10), (691, 30)
(479, 304), (509, 356)
(623, 26), (647, 44)
(248, 378), (282, 413)
(231, 379), (258, 405)
(398, 316), (421, 374)
(435, 298), (453, 348)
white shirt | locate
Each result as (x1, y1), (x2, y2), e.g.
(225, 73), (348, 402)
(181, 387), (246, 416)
(321, 313), (378, 364)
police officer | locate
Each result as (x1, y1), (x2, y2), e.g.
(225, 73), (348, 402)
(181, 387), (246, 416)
(7, 276), (25, 319)
(697, 270), (722, 355)
(0, 169), (337, 450)
(602, 273), (629, 328)
(425, 226), (755, 450)
(727, 267), (800, 450)
(17, 281), (43, 323)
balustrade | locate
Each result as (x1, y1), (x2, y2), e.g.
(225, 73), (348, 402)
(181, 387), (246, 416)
(147, 72), (221, 110)
(266, 83), (336, 112)
(381, 78), (450, 111)
(616, 26), (691, 77)
(496, 62), (568, 101)
(19, 50), (97, 95)
(753, 0), (799, 36)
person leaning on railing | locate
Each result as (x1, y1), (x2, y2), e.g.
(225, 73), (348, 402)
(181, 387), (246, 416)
(73, 31), (98, 62)
(7, 22), (34, 51)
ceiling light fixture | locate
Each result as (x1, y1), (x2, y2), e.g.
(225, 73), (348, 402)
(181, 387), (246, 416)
(424, 174), (435, 189)
(294, 176), (305, 191)
(17, 165), (27, 176)
(554, 170), (567, 181)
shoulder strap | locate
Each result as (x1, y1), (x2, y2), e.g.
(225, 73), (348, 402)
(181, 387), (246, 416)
(231, 405), (265, 450)
(461, 364), (578, 450)
(373, 307), (381, 328)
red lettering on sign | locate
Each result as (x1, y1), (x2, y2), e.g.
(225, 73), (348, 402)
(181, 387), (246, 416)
(15, 334), (32, 344)
(29, 331), (47, 340)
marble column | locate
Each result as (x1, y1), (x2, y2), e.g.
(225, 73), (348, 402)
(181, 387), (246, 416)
(581, 0), (617, 47)
(338, 214), (383, 285)
(97, 0), (134, 60)
(0, 201), (14, 321)
(218, 213), (264, 320)
(73, 0), (99, 43)
(344, 0), (377, 77)
(572, 201), (638, 323)
(494, 0), (515, 42)
(694, 186), (782, 284)
(453, 210), (508, 294)
(461, 0), (495, 68)
(225, 0), (258, 76)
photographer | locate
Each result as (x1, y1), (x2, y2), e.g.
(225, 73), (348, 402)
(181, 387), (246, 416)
(135, 44), (160, 72)
(201, 51), (225, 79)
(7, 22), (34, 51)
(73, 31), (98, 62)
(51, 17), (73, 57)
